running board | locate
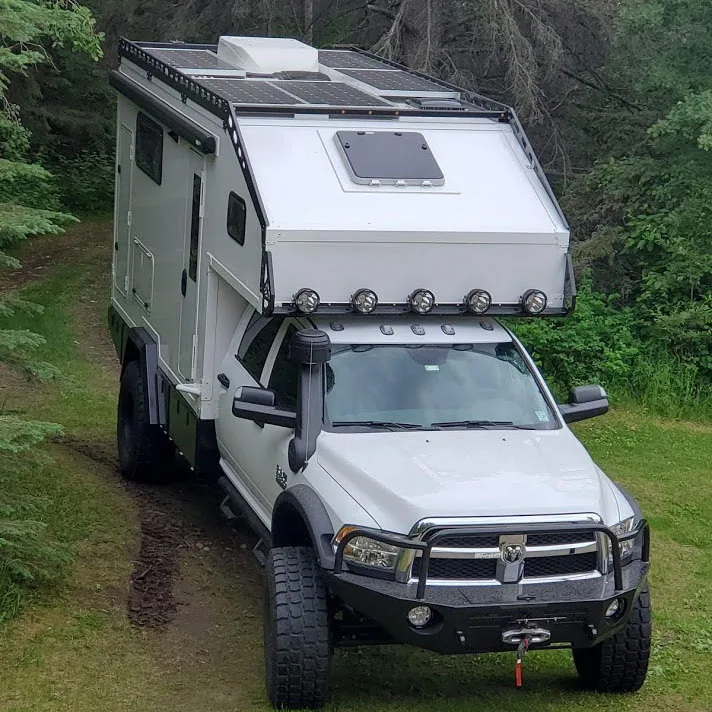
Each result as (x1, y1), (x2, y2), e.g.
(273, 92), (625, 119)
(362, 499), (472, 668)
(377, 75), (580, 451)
(217, 476), (272, 547)
(253, 539), (268, 567)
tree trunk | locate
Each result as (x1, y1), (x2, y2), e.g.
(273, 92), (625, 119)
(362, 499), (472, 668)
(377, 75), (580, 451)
(304, 0), (314, 44)
(402, 0), (444, 72)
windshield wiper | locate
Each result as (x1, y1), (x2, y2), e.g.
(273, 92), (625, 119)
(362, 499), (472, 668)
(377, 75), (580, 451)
(331, 420), (424, 431)
(431, 420), (535, 430)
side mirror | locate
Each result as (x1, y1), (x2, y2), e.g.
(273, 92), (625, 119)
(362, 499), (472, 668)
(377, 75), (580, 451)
(232, 386), (297, 429)
(559, 385), (609, 424)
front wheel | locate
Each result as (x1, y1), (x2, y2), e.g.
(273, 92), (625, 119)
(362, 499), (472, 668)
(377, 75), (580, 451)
(573, 584), (652, 693)
(264, 547), (332, 709)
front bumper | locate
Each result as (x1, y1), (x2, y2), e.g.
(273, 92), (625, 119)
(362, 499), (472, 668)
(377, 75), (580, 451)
(326, 561), (649, 654)
(327, 520), (650, 654)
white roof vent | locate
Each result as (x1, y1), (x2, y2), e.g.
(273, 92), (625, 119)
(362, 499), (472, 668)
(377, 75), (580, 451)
(217, 36), (319, 75)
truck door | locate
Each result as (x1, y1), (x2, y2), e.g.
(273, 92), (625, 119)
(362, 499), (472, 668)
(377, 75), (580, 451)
(113, 124), (133, 295)
(216, 316), (301, 521)
(178, 150), (205, 381)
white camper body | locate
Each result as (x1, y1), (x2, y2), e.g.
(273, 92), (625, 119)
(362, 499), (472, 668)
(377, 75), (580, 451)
(110, 37), (573, 422)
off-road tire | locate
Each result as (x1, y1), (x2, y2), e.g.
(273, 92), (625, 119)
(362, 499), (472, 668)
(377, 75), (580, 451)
(264, 547), (331, 709)
(573, 584), (651, 693)
(117, 360), (175, 483)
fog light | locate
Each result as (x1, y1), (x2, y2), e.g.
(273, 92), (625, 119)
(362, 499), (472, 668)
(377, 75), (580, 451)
(352, 288), (378, 314)
(294, 288), (320, 315)
(465, 289), (492, 315)
(407, 605), (433, 628)
(605, 598), (625, 620)
(409, 289), (435, 315)
(522, 289), (548, 315)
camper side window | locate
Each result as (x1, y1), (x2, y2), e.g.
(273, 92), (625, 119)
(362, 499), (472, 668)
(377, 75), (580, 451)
(135, 113), (163, 185)
(238, 316), (282, 384)
(227, 192), (246, 245)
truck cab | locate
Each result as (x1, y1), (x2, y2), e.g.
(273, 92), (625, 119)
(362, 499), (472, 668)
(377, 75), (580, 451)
(108, 35), (650, 709)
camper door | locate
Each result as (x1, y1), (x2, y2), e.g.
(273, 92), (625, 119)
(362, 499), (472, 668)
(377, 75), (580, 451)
(179, 150), (205, 381)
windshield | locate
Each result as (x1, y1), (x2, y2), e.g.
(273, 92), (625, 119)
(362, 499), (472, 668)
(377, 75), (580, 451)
(324, 343), (559, 431)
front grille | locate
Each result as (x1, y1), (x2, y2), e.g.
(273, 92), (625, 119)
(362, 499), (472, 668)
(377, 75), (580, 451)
(412, 557), (496, 579)
(429, 534), (499, 548)
(527, 531), (596, 546)
(524, 552), (597, 577)
(411, 553), (597, 580)
(409, 526), (600, 583)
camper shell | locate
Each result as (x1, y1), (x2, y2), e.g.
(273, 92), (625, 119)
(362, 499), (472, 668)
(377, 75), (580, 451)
(109, 36), (650, 710)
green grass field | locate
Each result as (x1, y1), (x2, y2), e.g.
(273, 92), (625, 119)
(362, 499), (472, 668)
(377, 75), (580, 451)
(0, 223), (710, 711)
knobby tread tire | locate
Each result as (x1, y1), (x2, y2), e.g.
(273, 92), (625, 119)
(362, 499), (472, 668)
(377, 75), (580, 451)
(264, 547), (331, 710)
(117, 360), (174, 483)
(573, 584), (651, 693)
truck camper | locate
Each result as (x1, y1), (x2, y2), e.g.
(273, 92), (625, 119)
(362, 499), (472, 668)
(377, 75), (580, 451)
(109, 36), (650, 709)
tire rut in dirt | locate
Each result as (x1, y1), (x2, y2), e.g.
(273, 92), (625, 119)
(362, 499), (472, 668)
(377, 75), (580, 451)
(128, 489), (182, 627)
(53, 434), (258, 629)
(53, 435), (182, 628)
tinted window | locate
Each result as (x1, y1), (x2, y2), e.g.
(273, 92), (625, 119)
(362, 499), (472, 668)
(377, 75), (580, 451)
(227, 192), (246, 245)
(136, 113), (163, 185)
(238, 317), (282, 383)
(268, 325), (300, 411)
(188, 174), (201, 281)
(325, 343), (558, 430)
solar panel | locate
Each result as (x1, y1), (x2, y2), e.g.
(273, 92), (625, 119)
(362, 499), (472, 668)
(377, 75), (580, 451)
(339, 68), (455, 95)
(318, 50), (391, 70)
(148, 48), (232, 70)
(274, 81), (389, 107)
(197, 78), (301, 105)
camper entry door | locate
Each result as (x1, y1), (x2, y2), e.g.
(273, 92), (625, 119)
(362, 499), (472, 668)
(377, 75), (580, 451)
(178, 150), (205, 382)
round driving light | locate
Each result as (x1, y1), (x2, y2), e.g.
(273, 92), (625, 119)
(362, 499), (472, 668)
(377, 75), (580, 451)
(409, 289), (435, 315)
(605, 598), (625, 620)
(294, 288), (320, 315)
(352, 288), (378, 315)
(407, 605), (433, 628)
(522, 289), (548, 315)
(465, 289), (492, 315)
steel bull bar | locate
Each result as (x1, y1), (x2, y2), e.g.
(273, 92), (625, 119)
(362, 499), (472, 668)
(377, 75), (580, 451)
(334, 520), (650, 600)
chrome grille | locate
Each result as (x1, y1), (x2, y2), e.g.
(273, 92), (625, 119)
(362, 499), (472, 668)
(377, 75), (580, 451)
(403, 517), (602, 585)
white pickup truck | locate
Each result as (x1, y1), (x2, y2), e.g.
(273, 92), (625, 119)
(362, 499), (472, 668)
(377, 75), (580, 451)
(109, 36), (651, 709)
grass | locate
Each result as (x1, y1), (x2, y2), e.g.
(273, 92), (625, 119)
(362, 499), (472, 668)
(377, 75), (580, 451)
(0, 222), (710, 711)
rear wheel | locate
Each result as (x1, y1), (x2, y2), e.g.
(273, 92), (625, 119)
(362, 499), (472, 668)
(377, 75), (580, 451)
(573, 584), (651, 693)
(117, 360), (175, 483)
(264, 547), (331, 709)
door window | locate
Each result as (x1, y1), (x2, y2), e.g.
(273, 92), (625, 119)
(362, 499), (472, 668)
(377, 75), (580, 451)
(238, 316), (282, 384)
(268, 325), (300, 411)
(188, 174), (201, 281)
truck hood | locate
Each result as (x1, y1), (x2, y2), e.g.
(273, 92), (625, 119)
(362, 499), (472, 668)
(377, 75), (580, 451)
(316, 429), (620, 534)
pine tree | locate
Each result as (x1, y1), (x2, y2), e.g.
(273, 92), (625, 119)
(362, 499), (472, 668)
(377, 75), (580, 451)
(0, 0), (102, 619)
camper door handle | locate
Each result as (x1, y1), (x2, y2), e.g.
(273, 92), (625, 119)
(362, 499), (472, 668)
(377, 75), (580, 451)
(217, 373), (230, 389)
(181, 268), (187, 297)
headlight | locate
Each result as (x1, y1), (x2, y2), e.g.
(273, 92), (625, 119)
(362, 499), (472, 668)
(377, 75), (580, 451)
(344, 537), (400, 569)
(610, 517), (636, 562)
(334, 526), (402, 573)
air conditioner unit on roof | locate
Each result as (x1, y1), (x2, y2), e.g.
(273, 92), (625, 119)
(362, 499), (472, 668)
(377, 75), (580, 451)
(217, 36), (319, 75)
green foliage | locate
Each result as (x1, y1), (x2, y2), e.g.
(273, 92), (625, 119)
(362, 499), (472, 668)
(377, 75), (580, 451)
(510, 283), (640, 397)
(0, 0), (101, 623)
(560, 0), (712, 396)
(48, 150), (115, 214)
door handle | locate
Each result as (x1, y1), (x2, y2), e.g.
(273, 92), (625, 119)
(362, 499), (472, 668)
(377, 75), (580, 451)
(181, 268), (187, 297)
(217, 373), (230, 389)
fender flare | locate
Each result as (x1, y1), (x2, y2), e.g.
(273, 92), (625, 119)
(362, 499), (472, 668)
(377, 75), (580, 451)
(109, 306), (164, 426)
(272, 485), (335, 568)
